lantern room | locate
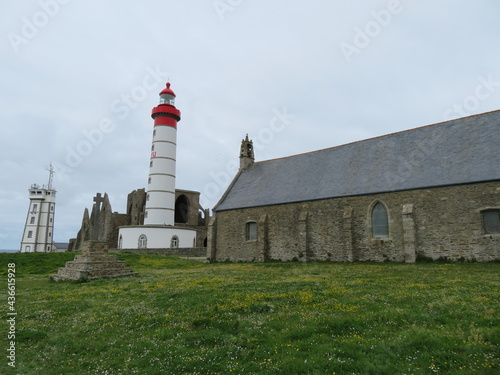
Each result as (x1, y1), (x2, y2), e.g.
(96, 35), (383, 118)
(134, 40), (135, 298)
(159, 82), (176, 105)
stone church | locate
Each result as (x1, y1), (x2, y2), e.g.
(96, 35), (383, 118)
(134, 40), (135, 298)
(69, 188), (210, 252)
(208, 110), (500, 263)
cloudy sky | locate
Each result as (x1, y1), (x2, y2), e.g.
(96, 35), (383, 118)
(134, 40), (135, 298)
(1, 1), (499, 249)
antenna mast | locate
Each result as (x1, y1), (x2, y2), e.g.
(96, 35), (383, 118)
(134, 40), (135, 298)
(46, 162), (55, 190)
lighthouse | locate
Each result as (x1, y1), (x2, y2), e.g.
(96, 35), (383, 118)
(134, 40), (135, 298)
(118, 83), (197, 249)
(144, 82), (180, 226)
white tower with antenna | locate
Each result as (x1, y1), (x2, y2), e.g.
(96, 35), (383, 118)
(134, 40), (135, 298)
(20, 164), (57, 252)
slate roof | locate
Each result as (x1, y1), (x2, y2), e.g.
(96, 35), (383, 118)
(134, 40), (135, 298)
(54, 242), (69, 249)
(214, 110), (500, 211)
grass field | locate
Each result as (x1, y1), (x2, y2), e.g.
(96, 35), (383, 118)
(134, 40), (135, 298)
(0, 253), (498, 375)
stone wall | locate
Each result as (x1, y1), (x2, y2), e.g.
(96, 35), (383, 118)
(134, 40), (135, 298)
(211, 181), (500, 262)
(112, 247), (207, 256)
(127, 188), (146, 226)
(175, 189), (210, 247)
(71, 189), (211, 251)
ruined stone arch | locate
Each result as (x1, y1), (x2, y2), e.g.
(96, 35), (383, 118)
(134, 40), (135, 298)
(175, 194), (190, 224)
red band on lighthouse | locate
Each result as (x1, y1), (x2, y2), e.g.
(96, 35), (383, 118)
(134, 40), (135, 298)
(151, 104), (181, 127)
(153, 117), (178, 127)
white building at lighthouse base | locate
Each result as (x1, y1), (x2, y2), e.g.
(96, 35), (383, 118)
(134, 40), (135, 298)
(118, 226), (197, 250)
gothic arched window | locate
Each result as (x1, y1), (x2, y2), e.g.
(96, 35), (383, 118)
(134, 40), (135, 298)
(372, 202), (389, 237)
(175, 195), (189, 224)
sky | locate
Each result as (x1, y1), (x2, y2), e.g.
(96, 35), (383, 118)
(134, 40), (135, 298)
(1, 0), (499, 249)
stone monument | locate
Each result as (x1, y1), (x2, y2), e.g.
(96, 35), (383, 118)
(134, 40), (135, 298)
(50, 247), (137, 281)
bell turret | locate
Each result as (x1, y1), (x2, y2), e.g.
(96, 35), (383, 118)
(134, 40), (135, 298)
(240, 134), (255, 170)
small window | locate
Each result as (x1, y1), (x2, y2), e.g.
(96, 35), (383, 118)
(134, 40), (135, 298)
(246, 222), (257, 241)
(30, 217), (35, 224)
(25, 245), (31, 252)
(151, 144), (155, 151)
(138, 235), (147, 249)
(153, 129), (156, 137)
(27, 231), (33, 238)
(33, 204), (38, 213)
(145, 210), (148, 218)
(483, 210), (500, 234)
(148, 177), (151, 184)
(51, 206), (54, 211)
(118, 235), (123, 249)
(170, 235), (179, 248)
(150, 160), (153, 168)
(372, 202), (389, 237)
(146, 194), (150, 201)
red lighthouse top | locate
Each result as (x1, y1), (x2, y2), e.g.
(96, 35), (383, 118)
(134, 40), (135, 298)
(160, 82), (176, 97)
(151, 82), (181, 127)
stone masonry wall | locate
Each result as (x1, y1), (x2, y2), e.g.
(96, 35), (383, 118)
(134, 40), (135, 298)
(112, 247), (207, 256)
(212, 181), (500, 262)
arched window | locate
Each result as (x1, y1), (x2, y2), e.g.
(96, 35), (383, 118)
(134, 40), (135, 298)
(372, 202), (389, 237)
(246, 222), (257, 241)
(170, 235), (179, 248)
(175, 195), (189, 224)
(138, 234), (147, 249)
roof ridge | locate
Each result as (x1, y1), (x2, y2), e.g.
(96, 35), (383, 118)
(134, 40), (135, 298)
(253, 109), (500, 165)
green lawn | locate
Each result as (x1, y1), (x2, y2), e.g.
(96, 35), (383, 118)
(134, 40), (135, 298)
(0, 253), (498, 374)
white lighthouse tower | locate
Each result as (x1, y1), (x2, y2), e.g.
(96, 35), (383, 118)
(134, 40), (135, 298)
(144, 82), (179, 226)
(118, 83), (197, 250)
(20, 164), (56, 252)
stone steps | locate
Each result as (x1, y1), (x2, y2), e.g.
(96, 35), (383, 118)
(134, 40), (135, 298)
(50, 251), (137, 281)
(62, 260), (129, 271)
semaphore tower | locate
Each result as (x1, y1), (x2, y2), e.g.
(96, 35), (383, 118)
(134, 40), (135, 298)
(20, 164), (56, 252)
